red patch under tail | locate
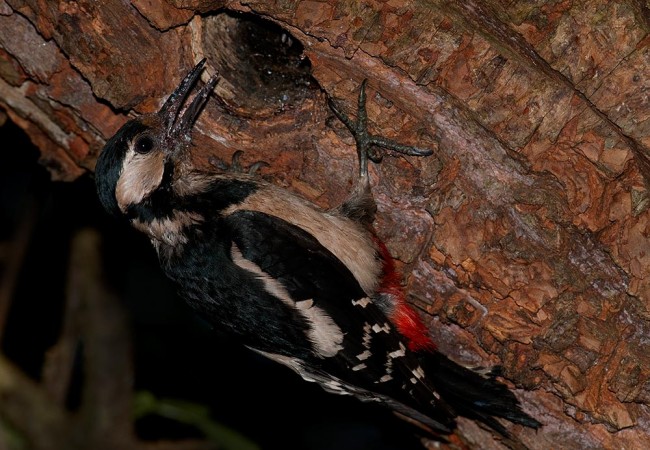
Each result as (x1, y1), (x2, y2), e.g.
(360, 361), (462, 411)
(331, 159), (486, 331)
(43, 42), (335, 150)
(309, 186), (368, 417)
(372, 236), (436, 353)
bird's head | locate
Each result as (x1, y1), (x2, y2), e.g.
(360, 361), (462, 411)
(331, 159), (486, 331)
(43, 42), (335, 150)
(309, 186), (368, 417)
(95, 59), (219, 217)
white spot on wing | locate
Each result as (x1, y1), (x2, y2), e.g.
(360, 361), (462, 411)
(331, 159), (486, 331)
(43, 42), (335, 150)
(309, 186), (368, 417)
(372, 323), (391, 333)
(412, 366), (425, 379)
(232, 244), (344, 358)
(379, 374), (393, 383)
(356, 350), (371, 361)
(352, 298), (371, 308)
(388, 347), (406, 359)
(362, 323), (372, 348)
(384, 350), (395, 379)
(352, 363), (367, 371)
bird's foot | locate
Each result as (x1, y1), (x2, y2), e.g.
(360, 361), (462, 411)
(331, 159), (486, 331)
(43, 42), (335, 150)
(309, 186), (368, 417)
(327, 80), (433, 179)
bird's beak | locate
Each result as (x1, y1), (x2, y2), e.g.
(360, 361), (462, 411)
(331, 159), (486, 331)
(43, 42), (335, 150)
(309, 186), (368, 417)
(159, 58), (220, 142)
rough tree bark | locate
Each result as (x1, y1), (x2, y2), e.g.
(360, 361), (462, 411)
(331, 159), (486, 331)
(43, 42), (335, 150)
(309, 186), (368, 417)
(1, 1), (649, 449)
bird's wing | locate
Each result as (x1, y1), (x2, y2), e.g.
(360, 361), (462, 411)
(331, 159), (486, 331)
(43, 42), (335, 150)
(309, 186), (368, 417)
(223, 209), (455, 432)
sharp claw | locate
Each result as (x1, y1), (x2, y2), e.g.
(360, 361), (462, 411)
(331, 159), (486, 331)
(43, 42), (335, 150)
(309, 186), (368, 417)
(409, 147), (434, 157)
(248, 161), (270, 175)
(210, 151), (269, 175)
(231, 150), (244, 172)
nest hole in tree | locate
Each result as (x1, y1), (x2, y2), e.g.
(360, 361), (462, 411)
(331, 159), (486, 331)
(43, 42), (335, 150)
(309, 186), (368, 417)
(198, 11), (316, 118)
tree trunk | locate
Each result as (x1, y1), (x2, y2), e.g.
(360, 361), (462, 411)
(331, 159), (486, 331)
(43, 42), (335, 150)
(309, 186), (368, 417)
(1, 0), (649, 448)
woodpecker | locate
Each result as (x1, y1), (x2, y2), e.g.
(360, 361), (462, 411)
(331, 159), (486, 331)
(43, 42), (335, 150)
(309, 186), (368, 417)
(95, 59), (540, 440)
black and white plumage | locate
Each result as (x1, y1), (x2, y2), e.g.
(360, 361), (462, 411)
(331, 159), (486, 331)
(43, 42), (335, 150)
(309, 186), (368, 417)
(95, 59), (540, 440)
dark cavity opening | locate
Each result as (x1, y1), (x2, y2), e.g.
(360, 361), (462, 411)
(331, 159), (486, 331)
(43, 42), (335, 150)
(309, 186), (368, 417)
(201, 11), (315, 118)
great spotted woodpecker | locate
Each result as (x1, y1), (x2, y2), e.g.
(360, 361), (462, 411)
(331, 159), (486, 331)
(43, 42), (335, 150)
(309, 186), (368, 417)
(95, 59), (540, 440)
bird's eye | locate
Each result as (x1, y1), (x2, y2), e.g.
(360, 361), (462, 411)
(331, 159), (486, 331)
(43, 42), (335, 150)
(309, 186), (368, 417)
(134, 135), (155, 154)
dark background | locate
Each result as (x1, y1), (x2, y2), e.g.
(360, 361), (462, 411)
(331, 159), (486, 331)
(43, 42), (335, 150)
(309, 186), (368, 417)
(0, 118), (423, 450)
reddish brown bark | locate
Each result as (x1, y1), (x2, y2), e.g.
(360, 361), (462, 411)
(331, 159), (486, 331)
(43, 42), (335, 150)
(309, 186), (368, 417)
(1, 0), (648, 448)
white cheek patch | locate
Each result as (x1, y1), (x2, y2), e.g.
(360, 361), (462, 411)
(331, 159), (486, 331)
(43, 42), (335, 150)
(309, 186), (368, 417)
(115, 147), (166, 212)
(231, 244), (344, 358)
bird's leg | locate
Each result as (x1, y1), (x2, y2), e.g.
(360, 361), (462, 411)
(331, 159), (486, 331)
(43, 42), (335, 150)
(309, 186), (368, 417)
(209, 150), (269, 176)
(328, 80), (433, 224)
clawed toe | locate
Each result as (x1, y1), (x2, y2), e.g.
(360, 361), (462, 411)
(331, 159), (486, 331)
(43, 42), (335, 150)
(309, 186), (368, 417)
(209, 150), (269, 175)
(247, 161), (270, 175)
(328, 79), (433, 179)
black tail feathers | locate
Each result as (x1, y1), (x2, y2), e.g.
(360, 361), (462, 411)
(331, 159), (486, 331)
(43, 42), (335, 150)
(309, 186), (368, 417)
(421, 351), (541, 437)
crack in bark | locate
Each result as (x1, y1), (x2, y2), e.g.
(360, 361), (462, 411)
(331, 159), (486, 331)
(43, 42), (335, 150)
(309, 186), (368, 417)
(444, 0), (650, 188)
